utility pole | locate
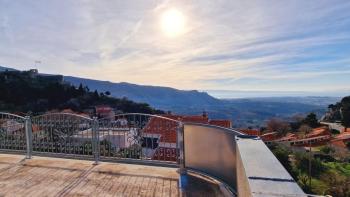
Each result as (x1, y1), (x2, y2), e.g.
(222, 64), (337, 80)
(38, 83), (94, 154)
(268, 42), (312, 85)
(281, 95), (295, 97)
(308, 141), (312, 189)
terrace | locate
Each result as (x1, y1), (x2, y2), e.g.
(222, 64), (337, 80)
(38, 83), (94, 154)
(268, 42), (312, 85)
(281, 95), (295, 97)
(0, 112), (306, 197)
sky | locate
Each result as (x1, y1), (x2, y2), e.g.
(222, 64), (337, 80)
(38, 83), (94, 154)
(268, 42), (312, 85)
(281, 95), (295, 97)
(1, 0), (350, 98)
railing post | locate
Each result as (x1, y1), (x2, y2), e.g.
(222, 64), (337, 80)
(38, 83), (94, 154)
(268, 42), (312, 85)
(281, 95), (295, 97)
(177, 122), (186, 172)
(24, 116), (33, 159)
(177, 122), (187, 192)
(92, 117), (99, 165)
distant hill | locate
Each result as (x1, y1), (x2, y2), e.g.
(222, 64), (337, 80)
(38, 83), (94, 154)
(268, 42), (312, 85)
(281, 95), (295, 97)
(224, 97), (341, 107)
(0, 66), (340, 127)
(0, 66), (18, 72)
(0, 70), (162, 114)
(64, 76), (338, 128)
(64, 76), (222, 109)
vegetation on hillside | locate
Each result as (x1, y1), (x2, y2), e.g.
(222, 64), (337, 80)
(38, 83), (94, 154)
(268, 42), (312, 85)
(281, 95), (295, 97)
(269, 143), (350, 196)
(0, 70), (163, 115)
(265, 97), (350, 196)
(326, 96), (350, 129)
(264, 112), (320, 136)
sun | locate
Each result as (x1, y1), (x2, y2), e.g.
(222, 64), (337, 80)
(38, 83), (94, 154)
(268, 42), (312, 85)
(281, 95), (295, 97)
(160, 8), (185, 37)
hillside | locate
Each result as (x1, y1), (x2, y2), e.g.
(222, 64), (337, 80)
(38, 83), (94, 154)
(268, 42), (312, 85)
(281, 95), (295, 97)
(64, 76), (337, 127)
(0, 66), (17, 72)
(64, 76), (221, 109)
(0, 66), (339, 127)
(0, 70), (162, 114)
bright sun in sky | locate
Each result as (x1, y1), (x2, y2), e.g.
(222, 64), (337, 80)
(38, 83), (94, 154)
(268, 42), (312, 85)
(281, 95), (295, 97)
(160, 8), (185, 37)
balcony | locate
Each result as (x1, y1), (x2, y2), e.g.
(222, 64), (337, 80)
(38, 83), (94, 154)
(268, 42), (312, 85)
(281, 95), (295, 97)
(0, 112), (305, 196)
(0, 154), (229, 196)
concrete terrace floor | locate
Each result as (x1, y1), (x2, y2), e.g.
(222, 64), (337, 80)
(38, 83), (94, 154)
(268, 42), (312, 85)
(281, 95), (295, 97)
(0, 154), (223, 197)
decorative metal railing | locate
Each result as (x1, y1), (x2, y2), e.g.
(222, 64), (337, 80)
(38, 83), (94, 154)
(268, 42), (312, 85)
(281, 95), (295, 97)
(0, 112), (306, 196)
(0, 113), (27, 153)
(31, 113), (97, 158)
(0, 112), (182, 165)
(98, 113), (182, 163)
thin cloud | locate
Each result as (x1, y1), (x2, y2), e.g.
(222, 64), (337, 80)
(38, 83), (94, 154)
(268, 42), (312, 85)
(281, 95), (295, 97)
(0, 0), (350, 95)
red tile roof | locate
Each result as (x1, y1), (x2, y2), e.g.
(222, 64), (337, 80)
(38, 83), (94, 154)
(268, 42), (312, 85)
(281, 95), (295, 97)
(209, 120), (232, 128)
(306, 127), (330, 138)
(333, 132), (350, 141)
(95, 106), (113, 114)
(278, 133), (298, 141)
(330, 132), (350, 148)
(143, 117), (178, 143)
(143, 114), (232, 144)
(240, 129), (261, 136)
(260, 132), (278, 141)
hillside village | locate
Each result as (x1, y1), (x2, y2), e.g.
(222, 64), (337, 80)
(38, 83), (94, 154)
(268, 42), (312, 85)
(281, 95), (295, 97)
(237, 100), (350, 195)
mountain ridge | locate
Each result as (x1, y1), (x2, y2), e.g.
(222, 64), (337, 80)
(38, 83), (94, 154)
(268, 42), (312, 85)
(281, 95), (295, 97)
(64, 76), (222, 109)
(1, 66), (341, 127)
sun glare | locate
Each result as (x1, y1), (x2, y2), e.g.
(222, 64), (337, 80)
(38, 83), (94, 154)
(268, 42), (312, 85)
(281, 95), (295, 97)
(161, 8), (185, 37)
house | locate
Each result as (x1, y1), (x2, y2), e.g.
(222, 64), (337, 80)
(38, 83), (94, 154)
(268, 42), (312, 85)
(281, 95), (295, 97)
(142, 113), (232, 161)
(209, 120), (232, 128)
(260, 132), (278, 142)
(330, 132), (350, 148)
(239, 129), (261, 136)
(277, 133), (298, 142)
(95, 106), (115, 120)
(263, 127), (332, 147)
(305, 126), (330, 138)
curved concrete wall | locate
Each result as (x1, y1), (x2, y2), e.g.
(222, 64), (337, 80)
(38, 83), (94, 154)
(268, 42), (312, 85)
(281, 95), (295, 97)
(183, 123), (241, 190)
(183, 123), (305, 197)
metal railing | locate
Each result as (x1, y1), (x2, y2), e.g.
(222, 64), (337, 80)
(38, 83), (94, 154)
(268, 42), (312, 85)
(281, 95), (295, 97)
(0, 112), (307, 196)
(31, 113), (97, 160)
(0, 112), (182, 166)
(98, 113), (182, 164)
(0, 112), (27, 153)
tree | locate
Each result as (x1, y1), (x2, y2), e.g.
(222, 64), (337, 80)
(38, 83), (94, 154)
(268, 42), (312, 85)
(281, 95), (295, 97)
(105, 91), (111, 96)
(320, 171), (350, 197)
(302, 113), (319, 128)
(346, 142), (350, 150)
(291, 114), (304, 130)
(298, 124), (312, 136)
(93, 90), (99, 100)
(270, 143), (292, 171)
(266, 118), (291, 136)
(298, 174), (311, 193)
(78, 83), (85, 95)
(295, 153), (327, 178)
(341, 96), (350, 131)
(320, 145), (335, 155)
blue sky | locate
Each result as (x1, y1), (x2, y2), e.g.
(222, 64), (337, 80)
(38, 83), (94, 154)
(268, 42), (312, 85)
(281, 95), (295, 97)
(1, 0), (350, 98)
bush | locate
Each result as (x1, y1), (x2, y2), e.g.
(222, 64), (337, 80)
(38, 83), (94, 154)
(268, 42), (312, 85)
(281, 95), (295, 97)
(295, 153), (328, 178)
(320, 170), (350, 197)
(330, 129), (340, 135)
(314, 154), (336, 162)
(269, 143), (295, 176)
(320, 146), (335, 155)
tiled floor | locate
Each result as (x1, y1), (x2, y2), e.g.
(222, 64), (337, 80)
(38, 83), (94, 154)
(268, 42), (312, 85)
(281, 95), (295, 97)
(0, 154), (223, 197)
(0, 154), (179, 197)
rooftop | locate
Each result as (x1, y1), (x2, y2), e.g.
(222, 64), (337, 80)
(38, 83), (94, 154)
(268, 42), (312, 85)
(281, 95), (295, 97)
(0, 112), (306, 197)
(0, 154), (224, 197)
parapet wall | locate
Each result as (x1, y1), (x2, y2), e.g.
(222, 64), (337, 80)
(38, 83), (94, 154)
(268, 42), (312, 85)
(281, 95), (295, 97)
(182, 123), (305, 197)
